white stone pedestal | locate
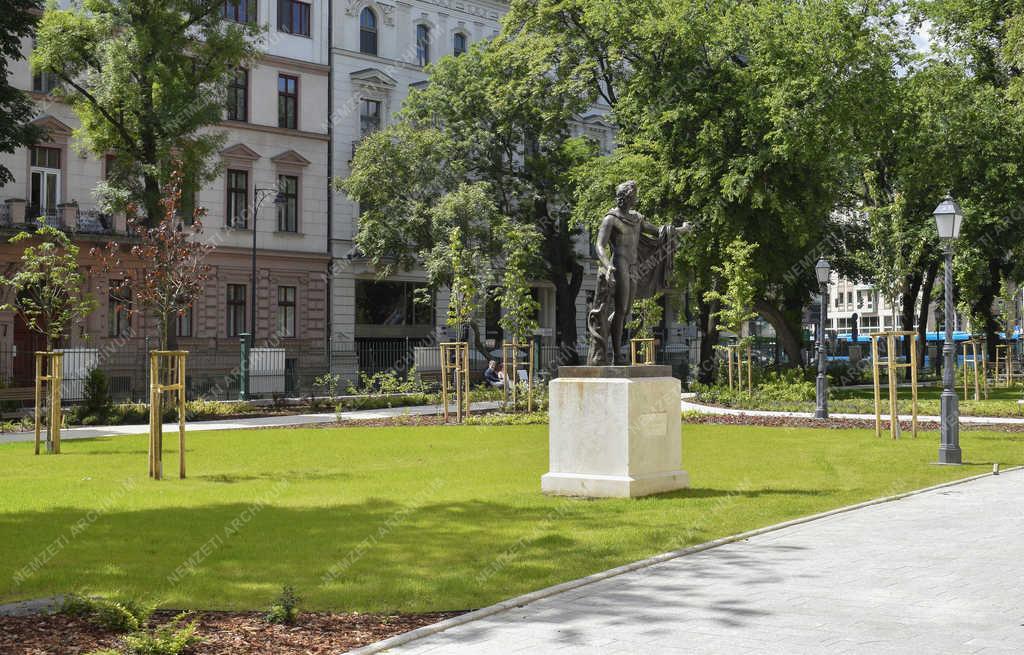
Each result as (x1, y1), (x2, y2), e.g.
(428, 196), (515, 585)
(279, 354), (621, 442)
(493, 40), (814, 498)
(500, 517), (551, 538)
(542, 366), (688, 498)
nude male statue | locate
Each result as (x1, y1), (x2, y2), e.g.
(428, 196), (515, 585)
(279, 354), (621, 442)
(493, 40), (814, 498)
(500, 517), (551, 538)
(591, 181), (692, 365)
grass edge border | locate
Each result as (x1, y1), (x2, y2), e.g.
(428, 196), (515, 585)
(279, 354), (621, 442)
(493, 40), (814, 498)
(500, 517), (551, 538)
(349, 466), (1022, 654)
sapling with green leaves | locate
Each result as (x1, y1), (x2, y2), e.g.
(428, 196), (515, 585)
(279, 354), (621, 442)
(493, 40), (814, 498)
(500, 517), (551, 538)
(703, 238), (760, 388)
(496, 223), (542, 344)
(703, 238), (760, 343)
(0, 223), (98, 351)
(627, 295), (665, 340)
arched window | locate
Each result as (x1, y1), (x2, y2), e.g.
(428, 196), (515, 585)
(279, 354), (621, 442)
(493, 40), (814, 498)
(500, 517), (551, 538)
(416, 24), (430, 66)
(453, 32), (467, 56)
(360, 8), (378, 55)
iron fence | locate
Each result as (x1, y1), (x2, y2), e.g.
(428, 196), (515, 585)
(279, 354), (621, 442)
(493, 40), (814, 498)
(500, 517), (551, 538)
(0, 343), (349, 403)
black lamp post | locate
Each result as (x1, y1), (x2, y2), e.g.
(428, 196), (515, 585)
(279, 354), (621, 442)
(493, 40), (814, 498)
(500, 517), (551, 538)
(815, 257), (831, 419)
(934, 195), (963, 465)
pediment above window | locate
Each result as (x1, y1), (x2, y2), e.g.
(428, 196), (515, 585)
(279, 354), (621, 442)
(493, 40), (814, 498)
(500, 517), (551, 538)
(350, 68), (398, 92)
(271, 149), (312, 167)
(220, 143), (262, 161)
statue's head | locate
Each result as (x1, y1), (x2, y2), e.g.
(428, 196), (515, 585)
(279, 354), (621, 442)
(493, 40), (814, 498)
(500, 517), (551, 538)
(616, 180), (638, 209)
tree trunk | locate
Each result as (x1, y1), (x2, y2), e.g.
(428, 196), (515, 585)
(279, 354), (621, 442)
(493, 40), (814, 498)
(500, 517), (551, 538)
(697, 300), (719, 385)
(901, 272), (923, 378)
(539, 196), (582, 366)
(754, 299), (803, 367)
(917, 261), (938, 373)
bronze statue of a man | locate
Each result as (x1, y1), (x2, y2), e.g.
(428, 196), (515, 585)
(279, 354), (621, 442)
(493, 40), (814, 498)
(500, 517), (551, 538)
(588, 181), (692, 366)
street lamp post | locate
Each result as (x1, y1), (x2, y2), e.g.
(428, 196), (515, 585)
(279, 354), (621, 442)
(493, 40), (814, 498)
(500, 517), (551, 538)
(934, 195), (963, 465)
(815, 257), (831, 419)
(241, 188), (286, 401)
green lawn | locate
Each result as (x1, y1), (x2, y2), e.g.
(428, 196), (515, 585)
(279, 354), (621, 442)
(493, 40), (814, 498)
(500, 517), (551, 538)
(0, 423), (1019, 613)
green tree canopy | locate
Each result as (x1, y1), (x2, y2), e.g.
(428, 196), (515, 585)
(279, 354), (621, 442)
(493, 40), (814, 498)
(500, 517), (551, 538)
(32, 0), (261, 221)
(0, 0), (43, 187)
(339, 36), (598, 361)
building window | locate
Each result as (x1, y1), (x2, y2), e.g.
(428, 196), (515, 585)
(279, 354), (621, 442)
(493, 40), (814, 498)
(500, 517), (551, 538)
(175, 307), (193, 338)
(453, 32), (467, 56)
(108, 284), (132, 338)
(360, 8), (378, 55)
(277, 286), (296, 338)
(416, 24), (430, 66)
(359, 99), (381, 138)
(278, 0), (311, 37)
(226, 169), (249, 228)
(223, 0), (256, 23)
(32, 71), (59, 94)
(227, 284), (247, 337)
(226, 68), (248, 122)
(278, 74), (298, 129)
(356, 281), (433, 326)
(29, 146), (61, 219)
(277, 175), (298, 232)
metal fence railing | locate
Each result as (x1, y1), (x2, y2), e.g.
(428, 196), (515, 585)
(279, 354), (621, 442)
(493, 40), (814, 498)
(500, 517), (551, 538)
(0, 343), (350, 403)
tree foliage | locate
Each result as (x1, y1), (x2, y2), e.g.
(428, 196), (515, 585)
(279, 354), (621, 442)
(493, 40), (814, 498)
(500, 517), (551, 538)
(0, 223), (97, 349)
(627, 295), (664, 341)
(703, 238), (760, 338)
(32, 0), (261, 221)
(339, 37), (597, 358)
(92, 169), (214, 349)
(0, 0), (43, 187)
(532, 0), (907, 375)
(496, 223), (543, 343)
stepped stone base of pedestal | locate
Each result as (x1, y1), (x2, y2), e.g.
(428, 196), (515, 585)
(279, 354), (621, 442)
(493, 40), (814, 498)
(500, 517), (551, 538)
(543, 366), (688, 499)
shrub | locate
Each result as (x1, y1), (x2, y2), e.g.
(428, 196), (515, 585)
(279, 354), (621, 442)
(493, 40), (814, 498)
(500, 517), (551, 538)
(82, 368), (114, 421)
(757, 370), (816, 402)
(61, 594), (152, 633)
(465, 411), (549, 426)
(265, 585), (300, 625)
(121, 612), (201, 655)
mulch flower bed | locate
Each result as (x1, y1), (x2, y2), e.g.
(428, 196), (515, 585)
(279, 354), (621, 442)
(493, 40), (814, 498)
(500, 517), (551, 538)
(0, 609), (464, 655)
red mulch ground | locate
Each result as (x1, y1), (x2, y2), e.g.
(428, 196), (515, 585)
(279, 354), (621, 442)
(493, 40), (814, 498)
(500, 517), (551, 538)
(0, 610), (464, 655)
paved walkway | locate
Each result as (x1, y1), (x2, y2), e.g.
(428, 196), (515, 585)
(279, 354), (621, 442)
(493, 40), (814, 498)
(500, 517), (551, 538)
(0, 401), (502, 445)
(369, 469), (1024, 655)
(680, 394), (1024, 425)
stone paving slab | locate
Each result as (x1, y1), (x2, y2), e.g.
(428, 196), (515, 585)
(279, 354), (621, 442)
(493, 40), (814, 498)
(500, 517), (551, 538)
(370, 470), (1024, 654)
(0, 401), (502, 445)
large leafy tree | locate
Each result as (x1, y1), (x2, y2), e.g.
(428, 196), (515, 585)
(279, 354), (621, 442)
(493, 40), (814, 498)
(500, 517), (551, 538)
(32, 0), (261, 222)
(539, 0), (906, 379)
(910, 0), (1024, 356)
(340, 38), (597, 362)
(0, 0), (43, 186)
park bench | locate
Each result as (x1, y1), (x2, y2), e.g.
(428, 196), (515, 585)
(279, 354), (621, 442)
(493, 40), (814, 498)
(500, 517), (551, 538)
(0, 387), (36, 406)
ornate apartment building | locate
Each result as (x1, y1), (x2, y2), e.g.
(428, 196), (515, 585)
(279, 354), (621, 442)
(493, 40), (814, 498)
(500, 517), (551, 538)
(0, 0), (332, 396)
(0, 0), (696, 393)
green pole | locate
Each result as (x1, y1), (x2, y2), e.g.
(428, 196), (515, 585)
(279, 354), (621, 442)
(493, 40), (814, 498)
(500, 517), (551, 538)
(240, 333), (250, 401)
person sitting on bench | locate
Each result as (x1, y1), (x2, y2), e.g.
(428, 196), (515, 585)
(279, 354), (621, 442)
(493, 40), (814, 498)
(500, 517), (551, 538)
(484, 360), (505, 389)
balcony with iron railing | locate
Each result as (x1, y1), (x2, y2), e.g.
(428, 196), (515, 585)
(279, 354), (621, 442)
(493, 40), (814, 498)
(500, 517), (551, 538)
(2, 199), (121, 236)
